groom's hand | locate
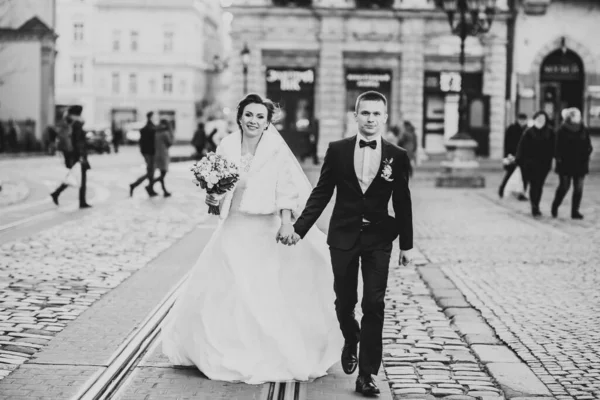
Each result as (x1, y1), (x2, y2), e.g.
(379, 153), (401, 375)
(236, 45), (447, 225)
(399, 249), (413, 266)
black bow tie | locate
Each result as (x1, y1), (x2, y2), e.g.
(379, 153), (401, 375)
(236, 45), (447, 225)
(359, 139), (377, 150)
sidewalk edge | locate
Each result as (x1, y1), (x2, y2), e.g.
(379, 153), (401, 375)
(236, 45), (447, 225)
(416, 258), (555, 400)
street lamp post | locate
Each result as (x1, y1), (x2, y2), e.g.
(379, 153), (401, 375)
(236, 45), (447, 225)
(439, 0), (497, 140)
(434, 0), (496, 188)
(240, 43), (250, 95)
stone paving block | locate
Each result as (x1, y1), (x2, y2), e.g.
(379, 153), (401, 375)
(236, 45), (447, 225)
(471, 345), (522, 364)
(444, 308), (483, 321)
(0, 364), (100, 399)
(463, 333), (503, 346)
(487, 363), (552, 397)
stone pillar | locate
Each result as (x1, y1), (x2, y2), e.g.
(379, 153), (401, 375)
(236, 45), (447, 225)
(482, 31), (508, 160)
(316, 16), (345, 155)
(399, 19), (425, 151)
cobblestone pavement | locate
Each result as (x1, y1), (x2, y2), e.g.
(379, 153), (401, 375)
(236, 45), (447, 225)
(0, 190), (208, 380)
(413, 173), (600, 400)
(382, 257), (503, 399)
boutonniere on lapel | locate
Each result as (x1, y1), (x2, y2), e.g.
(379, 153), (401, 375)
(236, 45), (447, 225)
(381, 158), (394, 182)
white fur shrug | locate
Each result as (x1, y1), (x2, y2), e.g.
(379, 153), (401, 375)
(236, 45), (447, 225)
(216, 129), (303, 221)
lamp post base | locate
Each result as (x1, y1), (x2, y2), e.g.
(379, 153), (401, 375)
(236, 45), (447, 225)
(435, 134), (485, 188)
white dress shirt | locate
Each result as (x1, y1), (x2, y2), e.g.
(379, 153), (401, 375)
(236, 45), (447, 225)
(354, 132), (382, 194)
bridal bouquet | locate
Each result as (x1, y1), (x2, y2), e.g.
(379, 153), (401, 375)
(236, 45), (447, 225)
(191, 152), (240, 215)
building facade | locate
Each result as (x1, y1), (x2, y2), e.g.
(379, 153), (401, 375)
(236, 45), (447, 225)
(512, 0), (600, 134)
(0, 0), (56, 150)
(55, 0), (226, 141)
(225, 0), (511, 159)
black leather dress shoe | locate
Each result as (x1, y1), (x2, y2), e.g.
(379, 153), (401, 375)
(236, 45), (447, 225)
(341, 342), (358, 375)
(356, 374), (380, 397)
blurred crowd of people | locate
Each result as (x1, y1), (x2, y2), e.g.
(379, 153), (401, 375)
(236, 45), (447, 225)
(499, 107), (593, 219)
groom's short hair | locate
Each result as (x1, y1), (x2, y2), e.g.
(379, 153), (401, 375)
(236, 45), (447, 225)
(355, 91), (387, 113)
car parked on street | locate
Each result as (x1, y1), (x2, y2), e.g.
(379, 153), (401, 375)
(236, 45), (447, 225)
(124, 121), (145, 144)
(85, 124), (112, 154)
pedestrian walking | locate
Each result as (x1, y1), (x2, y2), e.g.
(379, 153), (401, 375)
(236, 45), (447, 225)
(398, 121), (417, 177)
(0, 121), (6, 153)
(154, 119), (174, 197)
(551, 107), (593, 219)
(498, 113), (529, 200)
(515, 110), (554, 218)
(50, 105), (92, 209)
(384, 125), (398, 144)
(45, 125), (58, 155)
(191, 122), (206, 159)
(112, 126), (123, 153)
(129, 112), (158, 197)
(300, 118), (320, 165)
(7, 120), (19, 152)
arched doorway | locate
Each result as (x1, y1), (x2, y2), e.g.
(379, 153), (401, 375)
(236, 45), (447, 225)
(539, 48), (584, 127)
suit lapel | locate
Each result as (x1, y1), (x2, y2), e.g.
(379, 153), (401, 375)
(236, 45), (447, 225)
(345, 136), (362, 194)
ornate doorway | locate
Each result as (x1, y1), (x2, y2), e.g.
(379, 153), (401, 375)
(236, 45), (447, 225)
(539, 48), (584, 127)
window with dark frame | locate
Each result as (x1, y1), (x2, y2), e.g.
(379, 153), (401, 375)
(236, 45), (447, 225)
(163, 74), (173, 93)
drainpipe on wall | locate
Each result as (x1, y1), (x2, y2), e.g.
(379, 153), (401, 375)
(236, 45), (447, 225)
(505, 0), (517, 122)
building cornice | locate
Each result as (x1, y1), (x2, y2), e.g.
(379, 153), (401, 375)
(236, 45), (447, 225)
(226, 6), (513, 22)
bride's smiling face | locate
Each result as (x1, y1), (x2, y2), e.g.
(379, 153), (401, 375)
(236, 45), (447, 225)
(240, 103), (269, 138)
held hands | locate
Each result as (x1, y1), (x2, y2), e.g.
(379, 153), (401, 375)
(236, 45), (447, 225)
(276, 223), (300, 246)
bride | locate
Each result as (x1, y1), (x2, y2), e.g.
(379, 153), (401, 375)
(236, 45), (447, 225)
(161, 94), (343, 384)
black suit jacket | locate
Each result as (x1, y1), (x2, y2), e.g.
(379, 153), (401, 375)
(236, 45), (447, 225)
(294, 136), (413, 251)
(71, 120), (90, 170)
(139, 122), (156, 155)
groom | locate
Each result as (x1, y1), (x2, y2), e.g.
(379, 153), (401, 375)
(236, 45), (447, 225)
(288, 91), (413, 397)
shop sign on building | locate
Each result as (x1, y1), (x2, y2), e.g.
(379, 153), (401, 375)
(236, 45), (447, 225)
(541, 51), (583, 81)
(345, 70), (392, 91)
(266, 68), (315, 92)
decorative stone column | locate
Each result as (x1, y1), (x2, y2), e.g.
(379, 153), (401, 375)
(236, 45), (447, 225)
(316, 16), (345, 156)
(399, 19), (425, 153)
(482, 30), (508, 160)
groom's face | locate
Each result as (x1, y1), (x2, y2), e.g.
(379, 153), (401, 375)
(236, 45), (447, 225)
(355, 100), (388, 138)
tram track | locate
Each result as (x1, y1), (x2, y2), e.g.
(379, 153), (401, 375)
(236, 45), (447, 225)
(70, 267), (307, 400)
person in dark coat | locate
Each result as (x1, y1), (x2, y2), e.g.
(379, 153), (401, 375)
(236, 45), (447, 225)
(498, 113), (529, 200)
(50, 105), (92, 209)
(112, 126), (123, 153)
(0, 122), (5, 153)
(7, 120), (18, 152)
(154, 119), (174, 197)
(301, 118), (320, 165)
(397, 121), (417, 177)
(551, 107), (593, 219)
(515, 111), (554, 218)
(191, 122), (206, 159)
(129, 112), (158, 197)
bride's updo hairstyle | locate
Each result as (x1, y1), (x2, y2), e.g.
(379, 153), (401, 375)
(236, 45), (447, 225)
(236, 94), (278, 132)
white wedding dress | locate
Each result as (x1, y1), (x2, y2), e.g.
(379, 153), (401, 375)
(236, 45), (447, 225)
(161, 153), (343, 384)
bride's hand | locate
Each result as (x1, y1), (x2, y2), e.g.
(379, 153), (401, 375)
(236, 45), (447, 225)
(276, 224), (295, 245)
(205, 193), (224, 207)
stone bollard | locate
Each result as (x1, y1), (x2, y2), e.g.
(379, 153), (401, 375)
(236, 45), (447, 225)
(435, 137), (485, 188)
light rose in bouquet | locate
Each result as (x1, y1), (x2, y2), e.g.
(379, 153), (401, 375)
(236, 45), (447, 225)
(191, 152), (240, 215)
